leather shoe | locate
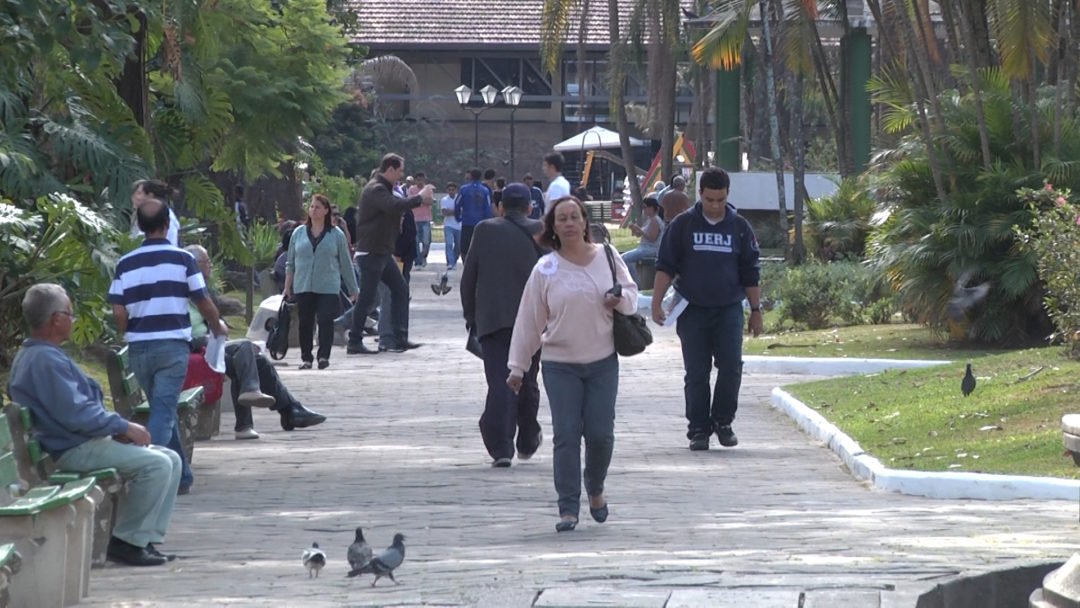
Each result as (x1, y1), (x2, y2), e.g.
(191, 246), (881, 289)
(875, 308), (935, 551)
(401, 341), (423, 350)
(147, 543), (177, 562)
(279, 403), (326, 431)
(346, 342), (378, 355)
(108, 538), (167, 567)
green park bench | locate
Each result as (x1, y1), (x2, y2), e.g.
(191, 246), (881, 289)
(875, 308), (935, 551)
(6, 403), (121, 570)
(105, 346), (202, 464)
(0, 408), (98, 608)
(0, 543), (22, 608)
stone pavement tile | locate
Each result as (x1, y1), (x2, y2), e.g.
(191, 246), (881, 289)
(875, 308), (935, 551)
(803, 589), (882, 607)
(80, 263), (1080, 607)
(666, 588), (801, 607)
(534, 586), (670, 607)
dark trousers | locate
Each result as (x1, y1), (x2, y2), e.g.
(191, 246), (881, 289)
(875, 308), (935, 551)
(295, 292), (339, 362)
(676, 302), (744, 438)
(460, 224), (476, 258)
(479, 328), (542, 461)
(349, 253), (410, 347)
(227, 342), (300, 431)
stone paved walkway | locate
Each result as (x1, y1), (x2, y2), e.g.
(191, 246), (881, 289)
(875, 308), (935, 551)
(85, 261), (1079, 607)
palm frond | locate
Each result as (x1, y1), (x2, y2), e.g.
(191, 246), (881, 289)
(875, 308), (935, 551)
(990, 0), (1052, 80)
(541, 0), (581, 75)
(690, 0), (752, 70)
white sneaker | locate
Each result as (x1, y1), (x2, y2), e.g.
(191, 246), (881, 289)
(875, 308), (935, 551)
(237, 391), (275, 408)
(235, 428), (260, 440)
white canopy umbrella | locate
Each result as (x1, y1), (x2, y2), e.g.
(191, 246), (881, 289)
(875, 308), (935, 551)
(553, 125), (647, 152)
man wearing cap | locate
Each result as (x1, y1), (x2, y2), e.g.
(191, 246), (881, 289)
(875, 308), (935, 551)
(460, 183), (545, 467)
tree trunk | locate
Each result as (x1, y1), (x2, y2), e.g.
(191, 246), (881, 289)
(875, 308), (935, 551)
(648, 0), (678, 183)
(115, 8), (149, 128)
(609, 0), (645, 211)
(810, 22), (849, 175)
(892, 0), (949, 201)
(577, 0), (591, 121)
(955, 0), (993, 169)
(791, 69), (806, 265)
(757, 0), (789, 259)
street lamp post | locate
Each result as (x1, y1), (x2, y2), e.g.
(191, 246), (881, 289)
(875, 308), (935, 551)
(455, 84), (524, 170)
(501, 85), (523, 178)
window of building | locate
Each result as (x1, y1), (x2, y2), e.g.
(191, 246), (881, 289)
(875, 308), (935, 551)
(459, 57), (552, 109)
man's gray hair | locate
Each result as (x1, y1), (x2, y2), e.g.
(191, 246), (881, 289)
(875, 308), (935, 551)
(22, 283), (69, 330)
(184, 244), (209, 263)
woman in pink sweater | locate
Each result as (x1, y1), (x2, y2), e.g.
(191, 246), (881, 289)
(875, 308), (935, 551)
(507, 196), (639, 532)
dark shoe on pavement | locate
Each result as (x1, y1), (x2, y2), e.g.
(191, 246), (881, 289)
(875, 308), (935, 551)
(492, 457), (512, 468)
(298, 361), (313, 370)
(589, 501), (609, 524)
(147, 543), (177, 562)
(689, 434), (710, 451)
(517, 432), (543, 461)
(280, 403), (326, 431)
(716, 424), (739, 447)
(347, 342), (378, 355)
(317, 358), (330, 370)
(108, 538), (167, 567)
(555, 517), (578, 533)
(177, 484), (191, 495)
(401, 341), (423, 350)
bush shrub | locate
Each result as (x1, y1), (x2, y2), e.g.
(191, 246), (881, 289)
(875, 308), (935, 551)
(774, 261), (896, 329)
(805, 176), (876, 261)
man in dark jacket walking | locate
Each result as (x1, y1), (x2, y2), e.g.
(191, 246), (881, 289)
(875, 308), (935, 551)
(348, 153), (432, 355)
(460, 183), (545, 467)
(651, 168), (763, 452)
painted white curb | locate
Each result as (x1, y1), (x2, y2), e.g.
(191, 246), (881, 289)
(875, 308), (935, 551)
(771, 386), (1080, 501)
(746, 355), (950, 375)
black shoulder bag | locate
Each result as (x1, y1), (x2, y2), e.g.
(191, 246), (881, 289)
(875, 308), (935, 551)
(603, 244), (652, 356)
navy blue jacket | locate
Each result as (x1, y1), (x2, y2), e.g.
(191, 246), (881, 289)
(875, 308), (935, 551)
(454, 180), (493, 227)
(656, 202), (760, 308)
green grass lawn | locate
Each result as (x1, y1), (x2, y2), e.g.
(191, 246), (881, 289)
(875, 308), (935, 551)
(745, 323), (1009, 361)
(786, 347), (1080, 478)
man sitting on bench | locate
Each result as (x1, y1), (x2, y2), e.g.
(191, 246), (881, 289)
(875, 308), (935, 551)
(184, 245), (326, 437)
(7, 283), (182, 567)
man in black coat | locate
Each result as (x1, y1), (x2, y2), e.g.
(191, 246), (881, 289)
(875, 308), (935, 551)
(460, 183), (545, 467)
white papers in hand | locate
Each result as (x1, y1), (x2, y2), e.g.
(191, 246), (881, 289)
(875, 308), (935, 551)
(205, 334), (227, 373)
(661, 288), (688, 327)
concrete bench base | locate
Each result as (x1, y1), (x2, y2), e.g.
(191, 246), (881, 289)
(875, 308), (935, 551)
(1063, 416), (1080, 466)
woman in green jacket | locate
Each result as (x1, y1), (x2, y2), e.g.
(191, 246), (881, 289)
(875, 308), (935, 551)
(284, 194), (358, 369)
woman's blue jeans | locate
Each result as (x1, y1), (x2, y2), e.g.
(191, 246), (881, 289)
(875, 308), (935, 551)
(541, 354), (619, 518)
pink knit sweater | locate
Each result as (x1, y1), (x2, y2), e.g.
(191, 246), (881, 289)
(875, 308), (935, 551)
(508, 244), (639, 375)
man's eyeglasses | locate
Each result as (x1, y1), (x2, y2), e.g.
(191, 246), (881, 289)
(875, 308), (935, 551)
(54, 311), (76, 320)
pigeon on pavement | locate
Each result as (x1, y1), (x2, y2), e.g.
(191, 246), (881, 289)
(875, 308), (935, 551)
(961, 363), (976, 397)
(345, 527), (373, 577)
(947, 272), (991, 322)
(430, 273), (452, 296)
(353, 533), (406, 587)
(302, 542), (327, 578)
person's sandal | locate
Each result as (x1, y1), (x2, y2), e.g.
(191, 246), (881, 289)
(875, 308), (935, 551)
(555, 517), (578, 532)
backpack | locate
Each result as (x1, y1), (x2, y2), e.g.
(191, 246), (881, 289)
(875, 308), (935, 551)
(265, 298), (292, 360)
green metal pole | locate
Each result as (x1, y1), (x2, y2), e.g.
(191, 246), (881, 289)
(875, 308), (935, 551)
(714, 66), (741, 172)
(844, 28), (872, 173)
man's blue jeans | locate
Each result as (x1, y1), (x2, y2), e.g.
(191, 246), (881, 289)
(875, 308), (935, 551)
(444, 226), (461, 270)
(620, 246), (657, 284)
(415, 221), (432, 265)
(675, 302), (744, 439)
(128, 339), (193, 488)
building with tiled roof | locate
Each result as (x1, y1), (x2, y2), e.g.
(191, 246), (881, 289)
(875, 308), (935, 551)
(346, 0), (696, 192)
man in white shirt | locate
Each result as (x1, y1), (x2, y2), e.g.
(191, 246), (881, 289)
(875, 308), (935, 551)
(543, 152), (572, 203)
(440, 182), (461, 271)
(130, 179), (181, 247)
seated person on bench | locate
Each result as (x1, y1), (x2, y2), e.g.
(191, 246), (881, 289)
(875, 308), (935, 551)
(7, 284), (181, 567)
(184, 245), (326, 438)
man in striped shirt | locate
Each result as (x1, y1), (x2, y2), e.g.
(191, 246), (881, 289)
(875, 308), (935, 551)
(109, 198), (226, 494)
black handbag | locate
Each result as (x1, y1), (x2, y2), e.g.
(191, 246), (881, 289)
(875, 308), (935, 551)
(603, 244), (652, 356)
(265, 297), (292, 361)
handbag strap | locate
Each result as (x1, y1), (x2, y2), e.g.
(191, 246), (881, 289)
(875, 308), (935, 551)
(602, 243), (618, 289)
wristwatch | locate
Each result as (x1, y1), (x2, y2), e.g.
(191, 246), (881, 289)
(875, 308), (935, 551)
(750, 306), (761, 312)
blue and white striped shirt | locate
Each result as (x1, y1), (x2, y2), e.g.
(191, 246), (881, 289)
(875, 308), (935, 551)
(108, 238), (208, 342)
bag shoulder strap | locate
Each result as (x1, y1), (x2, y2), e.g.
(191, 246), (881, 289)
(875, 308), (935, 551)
(602, 243), (618, 288)
(508, 218), (544, 259)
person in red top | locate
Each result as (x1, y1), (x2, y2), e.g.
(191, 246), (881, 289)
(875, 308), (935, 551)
(409, 171), (434, 267)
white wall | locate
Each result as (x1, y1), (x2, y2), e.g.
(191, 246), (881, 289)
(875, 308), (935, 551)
(697, 171), (841, 211)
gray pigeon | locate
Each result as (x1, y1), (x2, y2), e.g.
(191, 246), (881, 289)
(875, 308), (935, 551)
(301, 542), (327, 578)
(354, 533), (405, 587)
(345, 527), (373, 577)
(947, 271), (991, 321)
